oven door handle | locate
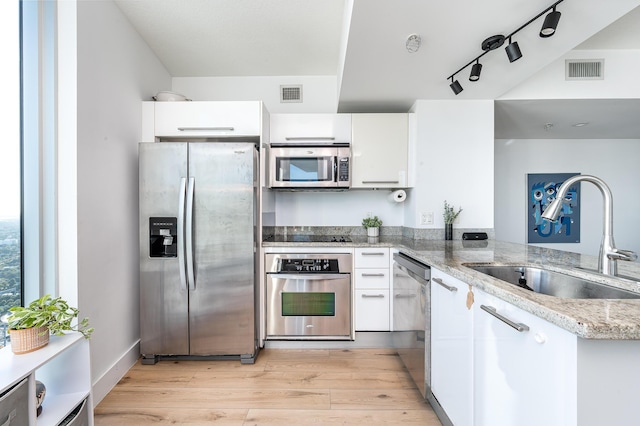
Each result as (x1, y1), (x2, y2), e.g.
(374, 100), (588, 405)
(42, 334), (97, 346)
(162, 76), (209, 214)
(270, 274), (348, 280)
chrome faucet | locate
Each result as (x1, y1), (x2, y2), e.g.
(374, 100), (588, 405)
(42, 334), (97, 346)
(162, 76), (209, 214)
(541, 174), (637, 276)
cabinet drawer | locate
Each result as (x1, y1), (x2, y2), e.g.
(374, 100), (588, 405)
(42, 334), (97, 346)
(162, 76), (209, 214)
(354, 248), (390, 268)
(155, 101), (261, 137)
(355, 268), (389, 289)
(355, 289), (390, 331)
(0, 377), (29, 426)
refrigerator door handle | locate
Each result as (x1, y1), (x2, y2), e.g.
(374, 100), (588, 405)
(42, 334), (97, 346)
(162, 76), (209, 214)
(177, 177), (188, 291)
(186, 177), (196, 290)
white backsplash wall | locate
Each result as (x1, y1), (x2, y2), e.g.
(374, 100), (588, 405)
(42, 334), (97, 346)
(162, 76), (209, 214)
(275, 190), (406, 226)
(495, 138), (640, 258)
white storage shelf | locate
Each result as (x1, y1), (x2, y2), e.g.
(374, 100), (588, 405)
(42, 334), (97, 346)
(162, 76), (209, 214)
(0, 333), (93, 426)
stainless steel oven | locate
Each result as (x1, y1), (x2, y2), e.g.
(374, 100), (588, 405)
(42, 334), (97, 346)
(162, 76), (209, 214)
(265, 253), (353, 340)
(268, 144), (351, 190)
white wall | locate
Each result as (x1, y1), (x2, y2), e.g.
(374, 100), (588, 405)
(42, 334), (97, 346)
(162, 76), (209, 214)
(73, 0), (171, 404)
(406, 100), (495, 230)
(495, 138), (640, 257)
(172, 76), (338, 113)
(275, 190), (406, 227)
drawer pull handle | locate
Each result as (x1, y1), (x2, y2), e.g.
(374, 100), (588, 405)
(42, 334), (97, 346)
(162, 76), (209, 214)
(285, 137), (335, 141)
(361, 252), (386, 256)
(480, 305), (529, 332)
(361, 273), (385, 277)
(433, 277), (458, 292)
(177, 126), (235, 131)
(362, 294), (385, 298)
(362, 180), (400, 184)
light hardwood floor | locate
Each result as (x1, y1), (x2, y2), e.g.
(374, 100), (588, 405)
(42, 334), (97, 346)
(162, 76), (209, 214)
(95, 348), (442, 425)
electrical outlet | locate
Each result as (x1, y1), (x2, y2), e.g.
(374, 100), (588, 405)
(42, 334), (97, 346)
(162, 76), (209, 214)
(420, 211), (434, 225)
(366, 211), (373, 219)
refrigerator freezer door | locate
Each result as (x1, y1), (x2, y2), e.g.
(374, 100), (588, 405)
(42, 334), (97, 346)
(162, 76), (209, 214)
(139, 143), (190, 356)
(188, 143), (257, 356)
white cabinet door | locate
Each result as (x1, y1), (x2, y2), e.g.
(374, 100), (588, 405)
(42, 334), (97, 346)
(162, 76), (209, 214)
(430, 269), (473, 426)
(154, 101), (262, 137)
(351, 113), (408, 188)
(355, 289), (390, 331)
(473, 288), (577, 426)
(270, 113), (351, 144)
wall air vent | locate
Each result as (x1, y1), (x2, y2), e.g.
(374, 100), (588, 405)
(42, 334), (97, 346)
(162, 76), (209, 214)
(280, 85), (303, 103)
(565, 59), (604, 80)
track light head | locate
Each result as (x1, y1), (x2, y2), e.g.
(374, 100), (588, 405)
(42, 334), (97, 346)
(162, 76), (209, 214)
(505, 38), (522, 63)
(469, 62), (482, 81)
(450, 78), (463, 95)
(540, 8), (561, 37)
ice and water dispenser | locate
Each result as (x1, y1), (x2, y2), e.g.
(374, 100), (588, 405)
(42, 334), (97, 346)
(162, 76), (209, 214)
(149, 217), (177, 257)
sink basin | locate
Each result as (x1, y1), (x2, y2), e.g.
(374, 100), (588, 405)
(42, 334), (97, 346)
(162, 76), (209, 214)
(464, 264), (640, 299)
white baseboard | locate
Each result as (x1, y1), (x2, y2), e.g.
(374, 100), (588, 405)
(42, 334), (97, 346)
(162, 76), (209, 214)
(91, 340), (140, 407)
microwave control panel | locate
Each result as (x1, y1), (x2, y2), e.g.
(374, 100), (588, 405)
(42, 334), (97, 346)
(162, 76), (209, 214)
(338, 157), (350, 182)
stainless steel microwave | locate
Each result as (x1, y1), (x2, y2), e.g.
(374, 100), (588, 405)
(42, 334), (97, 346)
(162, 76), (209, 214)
(268, 144), (351, 190)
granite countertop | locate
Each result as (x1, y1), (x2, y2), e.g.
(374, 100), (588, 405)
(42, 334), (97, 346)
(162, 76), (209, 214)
(263, 236), (640, 339)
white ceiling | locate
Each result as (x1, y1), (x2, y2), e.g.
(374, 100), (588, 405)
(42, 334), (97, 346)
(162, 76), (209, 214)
(114, 0), (640, 138)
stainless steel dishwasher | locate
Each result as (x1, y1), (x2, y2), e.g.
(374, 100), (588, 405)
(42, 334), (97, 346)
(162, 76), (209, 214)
(392, 252), (430, 398)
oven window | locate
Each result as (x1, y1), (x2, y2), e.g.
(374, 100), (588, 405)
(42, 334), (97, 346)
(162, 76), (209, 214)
(275, 157), (333, 182)
(281, 292), (335, 316)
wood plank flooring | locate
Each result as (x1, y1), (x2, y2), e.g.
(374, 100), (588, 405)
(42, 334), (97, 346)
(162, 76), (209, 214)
(94, 348), (442, 425)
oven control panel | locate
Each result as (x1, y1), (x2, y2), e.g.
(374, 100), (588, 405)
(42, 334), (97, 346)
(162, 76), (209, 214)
(279, 258), (340, 273)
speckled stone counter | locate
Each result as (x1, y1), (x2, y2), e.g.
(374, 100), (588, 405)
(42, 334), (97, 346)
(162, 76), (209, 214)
(263, 237), (640, 339)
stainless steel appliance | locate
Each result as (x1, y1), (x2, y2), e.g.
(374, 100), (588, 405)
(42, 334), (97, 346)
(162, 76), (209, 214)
(268, 144), (351, 190)
(265, 253), (353, 340)
(393, 252), (430, 397)
(139, 142), (259, 364)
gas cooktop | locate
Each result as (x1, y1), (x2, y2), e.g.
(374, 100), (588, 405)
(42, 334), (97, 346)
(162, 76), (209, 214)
(264, 234), (352, 243)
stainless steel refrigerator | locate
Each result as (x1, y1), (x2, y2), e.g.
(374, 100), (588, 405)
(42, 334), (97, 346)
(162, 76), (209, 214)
(139, 142), (259, 364)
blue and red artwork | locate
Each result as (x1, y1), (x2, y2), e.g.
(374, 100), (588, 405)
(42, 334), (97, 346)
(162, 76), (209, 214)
(527, 173), (581, 244)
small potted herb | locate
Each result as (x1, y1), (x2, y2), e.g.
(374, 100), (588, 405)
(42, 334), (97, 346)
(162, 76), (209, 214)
(443, 201), (462, 240)
(362, 215), (383, 237)
(3, 294), (93, 354)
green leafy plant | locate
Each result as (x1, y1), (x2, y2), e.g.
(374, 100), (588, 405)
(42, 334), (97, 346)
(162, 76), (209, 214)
(443, 200), (463, 225)
(362, 215), (383, 229)
(4, 294), (94, 339)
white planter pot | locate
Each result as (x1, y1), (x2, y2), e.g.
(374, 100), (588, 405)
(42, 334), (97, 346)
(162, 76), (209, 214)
(367, 227), (379, 237)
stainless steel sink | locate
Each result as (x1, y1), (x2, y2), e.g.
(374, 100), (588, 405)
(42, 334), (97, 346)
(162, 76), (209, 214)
(464, 264), (640, 299)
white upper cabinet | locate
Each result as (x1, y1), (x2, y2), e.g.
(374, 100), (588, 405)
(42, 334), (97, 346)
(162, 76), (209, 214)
(351, 113), (409, 188)
(150, 101), (264, 138)
(270, 113), (351, 144)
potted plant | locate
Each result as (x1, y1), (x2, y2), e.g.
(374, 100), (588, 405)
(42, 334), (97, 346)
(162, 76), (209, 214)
(3, 294), (93, 354)
(362, 215), (383, 237)
(443, 200), (462, 240)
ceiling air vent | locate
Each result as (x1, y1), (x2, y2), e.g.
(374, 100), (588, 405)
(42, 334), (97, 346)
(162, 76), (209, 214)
(565, 59), (604, 80)
(280, 85), (303, 103)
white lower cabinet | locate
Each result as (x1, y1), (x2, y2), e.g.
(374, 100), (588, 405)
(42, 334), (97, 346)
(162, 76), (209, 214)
(0, 333), (93, 426)
(473, 288), (577, 426)
(354, 248), (390, 331)
(430, 269), (473, 426)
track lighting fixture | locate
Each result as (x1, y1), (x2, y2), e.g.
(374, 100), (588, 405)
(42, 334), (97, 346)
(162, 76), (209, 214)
(540, 7), (561, 37)
(505, 37), (522, 63)
(469, 61), (482, 81)
(449, 77), (463, 95)
(446, 0), (564, 95)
